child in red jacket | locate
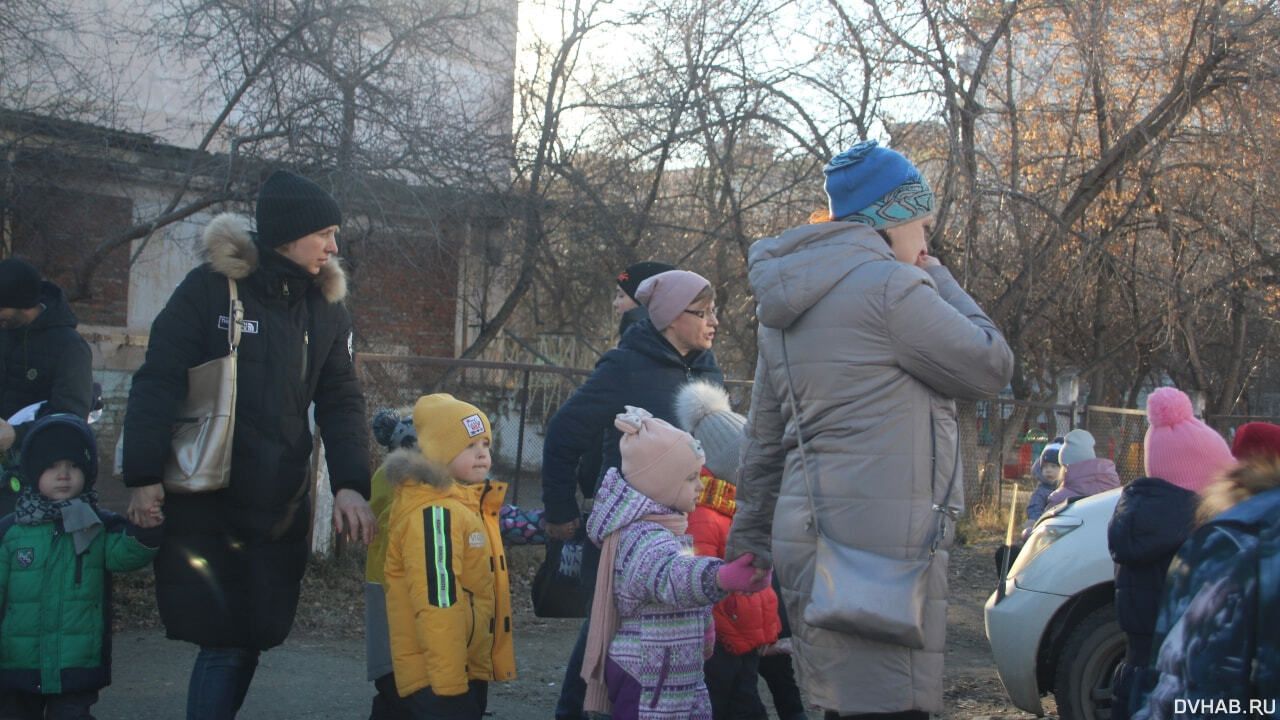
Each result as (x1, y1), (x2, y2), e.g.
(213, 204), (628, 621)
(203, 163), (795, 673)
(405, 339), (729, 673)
(677, 381), (783, 720)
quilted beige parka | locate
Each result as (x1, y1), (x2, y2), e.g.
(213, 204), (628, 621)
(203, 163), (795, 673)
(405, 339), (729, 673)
(726, 221), (1013, 715)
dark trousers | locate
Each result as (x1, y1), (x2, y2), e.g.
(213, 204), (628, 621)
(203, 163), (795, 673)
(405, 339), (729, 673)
(555, 617), (591, 720)
(704, 644), (767, 720)
(187, 646), (260, 720)
(404, 681), (488, 720)
(758, 652), (807, 720)
(823, 711), (929, 720)
(0, 689), (99, 720)
(1111, 661), (1144, 720)
(369, 673), (413, 720)
(993, 544), (1021, 579)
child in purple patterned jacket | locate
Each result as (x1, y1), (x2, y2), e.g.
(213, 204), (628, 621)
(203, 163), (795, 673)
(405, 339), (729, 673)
(580, 406), (770, 720)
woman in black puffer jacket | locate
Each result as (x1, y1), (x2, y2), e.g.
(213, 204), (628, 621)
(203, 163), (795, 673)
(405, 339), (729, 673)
(123, 171), (375, 720)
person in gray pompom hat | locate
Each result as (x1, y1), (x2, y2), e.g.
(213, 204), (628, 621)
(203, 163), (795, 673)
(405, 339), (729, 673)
(675, 379), (746, 483)
(677, 380), (808, 720)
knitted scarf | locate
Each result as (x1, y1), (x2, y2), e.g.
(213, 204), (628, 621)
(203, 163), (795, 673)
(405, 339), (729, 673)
(696, 468), (736, 517)
(14, 487), (102, 555)
(582, 512), (689, 713)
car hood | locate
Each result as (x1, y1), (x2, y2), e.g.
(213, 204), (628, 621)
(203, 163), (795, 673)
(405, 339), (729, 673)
(1013, 487), (1121, 596)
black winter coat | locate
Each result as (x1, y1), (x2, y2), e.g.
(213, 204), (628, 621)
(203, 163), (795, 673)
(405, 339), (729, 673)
(0, 281), (93, 441)
(123, 213), (371, 650)
(1107, 476), (1198, 664)
(541, 318), (722, 525)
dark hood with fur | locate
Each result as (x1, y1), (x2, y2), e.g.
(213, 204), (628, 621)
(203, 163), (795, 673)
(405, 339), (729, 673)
(204, 213), (348, 303)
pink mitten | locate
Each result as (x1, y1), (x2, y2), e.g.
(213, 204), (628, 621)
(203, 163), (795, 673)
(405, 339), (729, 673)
(717, 554), (768, 592)
(703, 624), (716, 659)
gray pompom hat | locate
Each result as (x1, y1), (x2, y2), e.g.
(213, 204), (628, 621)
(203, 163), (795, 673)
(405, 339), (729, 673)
(674, 380), (745, 483)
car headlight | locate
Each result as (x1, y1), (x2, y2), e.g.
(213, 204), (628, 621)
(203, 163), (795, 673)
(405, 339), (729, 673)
(1006, 516), (1083, 579)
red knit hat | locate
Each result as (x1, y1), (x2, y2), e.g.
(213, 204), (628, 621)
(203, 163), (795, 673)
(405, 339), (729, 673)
(1144, 387), (1234, 494)
(1231, 422), (1280, 461)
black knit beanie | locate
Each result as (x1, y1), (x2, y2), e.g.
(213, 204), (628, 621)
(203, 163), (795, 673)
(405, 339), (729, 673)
(20, 415), (98, 489)
(255, 170), (342, 248)
(617, 261), (676, 303)
(0, 258), (42, 309)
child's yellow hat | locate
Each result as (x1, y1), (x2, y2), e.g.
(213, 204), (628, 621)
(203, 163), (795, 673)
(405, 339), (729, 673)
(412, 393), (492, 468)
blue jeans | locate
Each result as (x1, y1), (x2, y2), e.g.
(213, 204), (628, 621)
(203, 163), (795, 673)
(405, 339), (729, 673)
(555, 618), (590, 720)
(187, 646), (260, 720)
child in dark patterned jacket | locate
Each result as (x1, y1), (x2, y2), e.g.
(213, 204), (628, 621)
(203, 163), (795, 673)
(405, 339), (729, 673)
(1131, 423), (1280, 720)
(581, 406), (770, 720)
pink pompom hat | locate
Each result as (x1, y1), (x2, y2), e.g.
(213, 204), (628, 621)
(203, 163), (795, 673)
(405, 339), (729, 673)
(1143, 387), (1235, 493)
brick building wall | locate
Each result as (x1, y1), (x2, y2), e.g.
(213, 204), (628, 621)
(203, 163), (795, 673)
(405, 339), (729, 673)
(347, 227), (461, 359)
(9, 185), (133, 326)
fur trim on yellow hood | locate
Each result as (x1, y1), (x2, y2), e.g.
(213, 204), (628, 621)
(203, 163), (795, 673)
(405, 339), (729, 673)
(203, 212), (348, 303)
(381, 448), (452, 491)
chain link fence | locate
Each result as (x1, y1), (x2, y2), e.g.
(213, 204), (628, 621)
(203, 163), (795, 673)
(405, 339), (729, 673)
(354, 354), (1280, 524)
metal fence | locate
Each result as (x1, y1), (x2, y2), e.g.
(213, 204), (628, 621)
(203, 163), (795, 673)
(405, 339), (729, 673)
(355, 354), (1279, 520)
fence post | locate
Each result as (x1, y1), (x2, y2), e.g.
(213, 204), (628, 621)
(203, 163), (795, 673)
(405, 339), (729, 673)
(513, 369), (531, 506)
(1187, 390), (1207, 418)
(1056, 371), (1080, 434)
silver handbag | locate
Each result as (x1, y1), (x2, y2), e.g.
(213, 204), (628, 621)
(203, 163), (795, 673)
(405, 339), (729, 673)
(780, 332), (953, 649)
(162, 277), (243, 493)
(806, 532), (932, 648)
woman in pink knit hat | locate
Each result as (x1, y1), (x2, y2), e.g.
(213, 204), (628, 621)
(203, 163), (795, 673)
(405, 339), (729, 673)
(541, 269), (725, 720)
(1106, 386), (1236, 720)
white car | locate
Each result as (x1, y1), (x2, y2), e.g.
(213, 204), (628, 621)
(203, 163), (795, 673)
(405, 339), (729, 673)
(984, 487), (1126, 720)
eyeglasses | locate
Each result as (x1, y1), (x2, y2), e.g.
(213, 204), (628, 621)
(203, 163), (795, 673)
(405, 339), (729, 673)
(682, 307), (718, 320)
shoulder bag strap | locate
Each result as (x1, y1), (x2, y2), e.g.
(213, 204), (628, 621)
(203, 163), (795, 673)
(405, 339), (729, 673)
(779, 331), (824, 540)
(779, 330), (956, 557)
(227, 277), (243, 355)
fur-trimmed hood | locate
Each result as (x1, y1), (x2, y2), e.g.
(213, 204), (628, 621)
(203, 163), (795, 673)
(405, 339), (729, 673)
(203, 212), (348, 303)
(381, 448), (452, 491)
(1197, 456), (1280, 524)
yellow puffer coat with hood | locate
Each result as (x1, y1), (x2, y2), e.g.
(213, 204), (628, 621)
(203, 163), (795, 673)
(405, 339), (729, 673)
(382, 448), (516, 697)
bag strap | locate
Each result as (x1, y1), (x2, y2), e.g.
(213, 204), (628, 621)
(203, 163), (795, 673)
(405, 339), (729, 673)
(227, 277), (243, 355)
(779, 330), (956, 557)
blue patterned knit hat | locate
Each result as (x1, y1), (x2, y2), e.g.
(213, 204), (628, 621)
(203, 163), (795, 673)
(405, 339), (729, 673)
(823, 140), (935, 228)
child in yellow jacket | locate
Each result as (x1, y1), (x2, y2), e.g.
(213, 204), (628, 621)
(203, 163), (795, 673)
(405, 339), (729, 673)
(382, 394), (516, 719)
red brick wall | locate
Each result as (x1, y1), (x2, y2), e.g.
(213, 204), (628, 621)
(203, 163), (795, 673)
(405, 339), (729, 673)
(344, 226), (461, 358)
(9, 185), (132, 326)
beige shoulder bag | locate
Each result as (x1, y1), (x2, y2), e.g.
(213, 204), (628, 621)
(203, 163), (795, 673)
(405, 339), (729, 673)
(162, 276), (243, 493)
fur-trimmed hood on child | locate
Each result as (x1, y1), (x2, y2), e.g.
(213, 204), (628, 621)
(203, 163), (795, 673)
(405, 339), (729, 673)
(381, 447), (452, 491)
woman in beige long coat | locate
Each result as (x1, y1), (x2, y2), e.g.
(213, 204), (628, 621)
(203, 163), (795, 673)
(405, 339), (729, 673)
(726, 141), (1014, 720)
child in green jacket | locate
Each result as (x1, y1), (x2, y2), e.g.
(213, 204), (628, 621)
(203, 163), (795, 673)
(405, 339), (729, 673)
(0, 414), (160, 718)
